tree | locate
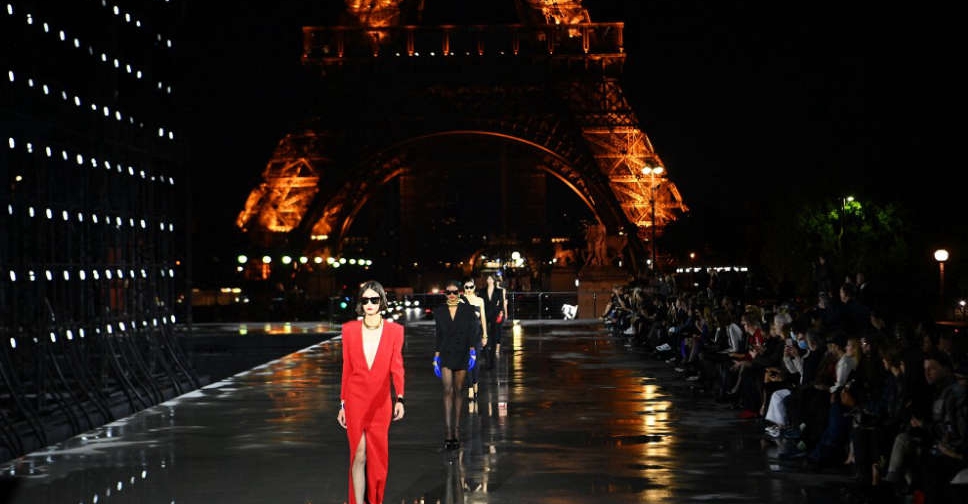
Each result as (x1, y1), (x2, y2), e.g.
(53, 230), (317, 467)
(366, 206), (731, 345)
(746, 194), (909, 298)
(790, 196), (911, 301)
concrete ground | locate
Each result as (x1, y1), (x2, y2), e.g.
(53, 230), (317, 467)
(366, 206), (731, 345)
(1, 320), (854, 503)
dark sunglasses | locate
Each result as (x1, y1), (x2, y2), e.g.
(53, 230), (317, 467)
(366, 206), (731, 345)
(444, 289), (460, 295)
(361, 296), (381, 305)
(464, 284), (475, 289)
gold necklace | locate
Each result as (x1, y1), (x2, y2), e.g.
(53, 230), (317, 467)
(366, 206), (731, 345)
(363, 318), (382, 330)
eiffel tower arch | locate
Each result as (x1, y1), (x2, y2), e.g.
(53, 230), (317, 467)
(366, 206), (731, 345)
(236, 1), (688, 279)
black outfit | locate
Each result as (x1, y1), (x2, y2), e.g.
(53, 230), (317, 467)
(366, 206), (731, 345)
(812, 259), (832, 295)
(464, 295), (484, 384)
(482, 286), (505, 368)
(839, 298), (871, 337)
(433, 302), (479, 370)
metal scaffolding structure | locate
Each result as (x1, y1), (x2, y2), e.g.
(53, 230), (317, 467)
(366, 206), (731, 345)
(0, 0), (198, 462)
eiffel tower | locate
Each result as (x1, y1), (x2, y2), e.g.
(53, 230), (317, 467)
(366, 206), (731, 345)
(235, 0), (688, 281)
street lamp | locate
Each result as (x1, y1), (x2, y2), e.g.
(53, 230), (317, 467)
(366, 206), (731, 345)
(934, 248), (949, 315)
(641, 162), (664, 273)
(840, 195), (855, 258)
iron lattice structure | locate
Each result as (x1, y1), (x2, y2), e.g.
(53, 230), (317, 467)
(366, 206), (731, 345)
(237, 0), (687, 275)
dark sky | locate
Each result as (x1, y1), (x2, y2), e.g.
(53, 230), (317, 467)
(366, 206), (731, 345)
(175, 1), (960, 267)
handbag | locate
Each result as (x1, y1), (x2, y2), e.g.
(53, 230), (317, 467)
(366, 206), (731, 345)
(840, 385), (857, 408)
(495, 311), (504, 324)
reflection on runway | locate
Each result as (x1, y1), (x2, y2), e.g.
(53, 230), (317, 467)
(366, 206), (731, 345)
(420, 339), (509, 504)
(1, 320), (816, 503)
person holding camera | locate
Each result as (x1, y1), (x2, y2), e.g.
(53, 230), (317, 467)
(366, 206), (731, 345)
(751, 313), (793, 417)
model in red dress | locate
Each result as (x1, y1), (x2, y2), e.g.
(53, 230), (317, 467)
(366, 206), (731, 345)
(337, 281), (405, 504)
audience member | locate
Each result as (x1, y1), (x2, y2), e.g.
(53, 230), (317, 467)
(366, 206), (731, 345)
(597, 268), (966, 501)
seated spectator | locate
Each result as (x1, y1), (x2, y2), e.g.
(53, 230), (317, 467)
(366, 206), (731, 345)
(883, 352), (965, 502)
(908, 353), (966, 503)
(796, 339), (840, 454)
(768, 328), (827, 448)
(763, 366), (796, 439)
(805, 333), (858, 470)
(602, 285), (633, 333)
(744, 312), (793, 417)
(784, 328), (826, 388)
(869, 342), (912, 491)
(658, 295), (692, 362)
(719, 311), (762, 411)
(676, 305), (711, 378)
(843, 332), (889, 481)
(706, 309), (744, 400)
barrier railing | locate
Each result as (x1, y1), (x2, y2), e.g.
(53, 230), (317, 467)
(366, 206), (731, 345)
(399, 291), (579, 322)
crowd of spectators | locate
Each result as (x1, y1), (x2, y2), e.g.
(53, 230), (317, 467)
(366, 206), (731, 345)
(601, 271), (968, 504)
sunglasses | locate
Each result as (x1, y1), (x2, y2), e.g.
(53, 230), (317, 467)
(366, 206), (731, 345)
(464, 284), (475, 289)
(444, 289), (460, 295)
(361, 296), (381, 305)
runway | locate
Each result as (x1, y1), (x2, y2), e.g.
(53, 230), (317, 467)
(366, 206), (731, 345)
(1, 320), (851, 503)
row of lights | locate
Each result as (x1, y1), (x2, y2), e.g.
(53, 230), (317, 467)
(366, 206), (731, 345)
(6, 267), (176, 282)
(7, 3), (175, 98)
(392, 51), (517, 57)
(7, 316), (176, 349)
(675, 266), (750, 273)
(7, 69), (174, 140)
(482, 251), (526, 268)
(6, 203), (176, 233)
(237, 255), (374, 267)
(7, 136), (177, 186)
(95, 0), (175, 50)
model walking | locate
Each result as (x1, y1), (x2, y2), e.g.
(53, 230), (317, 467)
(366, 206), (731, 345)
(337, 280), (406, 504)
(482, 273), (506, 369)
(461, 277), (488, 405)
(434, 279), (480, 449)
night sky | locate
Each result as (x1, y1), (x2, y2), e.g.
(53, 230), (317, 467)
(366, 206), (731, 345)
(174, 1), (961, 283)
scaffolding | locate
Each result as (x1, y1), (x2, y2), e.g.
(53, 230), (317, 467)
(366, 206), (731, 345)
(0, 0), (198, 462)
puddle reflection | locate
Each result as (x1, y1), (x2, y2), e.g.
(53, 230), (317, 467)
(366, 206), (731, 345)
(0, 321), (693, 503)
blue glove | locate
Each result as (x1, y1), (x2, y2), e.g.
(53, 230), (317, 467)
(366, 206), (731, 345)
(433, 355), (441, 378)
(468, 348), (477, 371)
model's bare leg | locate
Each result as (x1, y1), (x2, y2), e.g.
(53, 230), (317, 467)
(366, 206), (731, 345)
(351, 433), (366, 504)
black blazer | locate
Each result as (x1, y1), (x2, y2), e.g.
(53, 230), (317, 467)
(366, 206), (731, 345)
(433, 302), (478, 370)
(482, 286), (505, 324)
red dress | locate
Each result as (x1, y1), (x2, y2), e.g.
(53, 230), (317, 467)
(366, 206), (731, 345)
(339, 319), (405, 504)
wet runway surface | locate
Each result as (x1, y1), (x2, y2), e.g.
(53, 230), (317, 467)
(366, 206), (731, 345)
(1, 320), (852, 503)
